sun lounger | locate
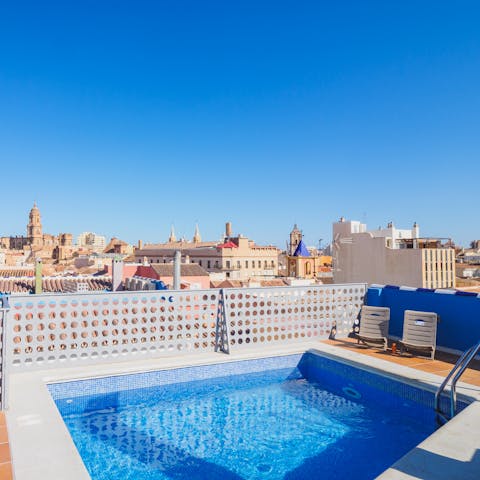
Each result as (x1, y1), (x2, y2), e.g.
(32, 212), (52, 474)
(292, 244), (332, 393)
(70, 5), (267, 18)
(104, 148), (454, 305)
(398, 310), (438, 360)
(356, 305), (390, 350)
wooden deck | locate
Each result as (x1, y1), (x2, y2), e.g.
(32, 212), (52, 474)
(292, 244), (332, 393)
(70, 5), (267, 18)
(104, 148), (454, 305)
(322, 337), (480, 387)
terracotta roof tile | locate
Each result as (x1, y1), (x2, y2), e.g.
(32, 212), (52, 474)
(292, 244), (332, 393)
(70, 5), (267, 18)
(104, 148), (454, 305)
(217, 241), (238, 249)
(0, 276), (112, 294)
(150, 264), (209, 277)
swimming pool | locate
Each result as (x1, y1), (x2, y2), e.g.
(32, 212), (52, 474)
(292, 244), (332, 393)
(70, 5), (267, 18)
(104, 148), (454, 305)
(48, 352), (465, 480)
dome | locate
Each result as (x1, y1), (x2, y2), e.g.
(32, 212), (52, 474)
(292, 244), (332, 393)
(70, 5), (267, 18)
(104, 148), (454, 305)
(28, 202), (41, 223)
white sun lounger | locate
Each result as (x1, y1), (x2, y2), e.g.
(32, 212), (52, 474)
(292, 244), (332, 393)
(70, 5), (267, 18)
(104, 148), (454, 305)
(398, 310), (438, 360)
(356, 305), (390, 350)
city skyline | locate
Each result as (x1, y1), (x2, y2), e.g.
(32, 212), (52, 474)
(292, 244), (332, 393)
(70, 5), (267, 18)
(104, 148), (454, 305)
(1, 2), (479, 247)
(0, 201), (467, 250)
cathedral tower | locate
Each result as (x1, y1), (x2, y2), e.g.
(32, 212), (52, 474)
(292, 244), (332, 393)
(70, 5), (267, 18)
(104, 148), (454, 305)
(27, 202), (43, 248)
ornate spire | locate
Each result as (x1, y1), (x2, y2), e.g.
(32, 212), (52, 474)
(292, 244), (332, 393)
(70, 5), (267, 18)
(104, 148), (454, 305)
(193, 223), (201, 243)
(30, 202), (40, 215)
(168, 225), (176, 243)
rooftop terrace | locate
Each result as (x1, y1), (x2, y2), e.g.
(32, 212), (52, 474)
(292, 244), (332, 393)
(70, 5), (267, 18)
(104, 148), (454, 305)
(0, 282), (479, 479)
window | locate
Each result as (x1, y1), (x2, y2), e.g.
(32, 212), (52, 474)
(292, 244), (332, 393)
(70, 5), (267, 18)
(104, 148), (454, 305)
(245, 260), (249, 268)
(226, 260), (231, 269)
(208, 260), (211, 268)
(237, 260), (241, 269)
(305, 262), (311, 275)
(199, 260), (202, 266)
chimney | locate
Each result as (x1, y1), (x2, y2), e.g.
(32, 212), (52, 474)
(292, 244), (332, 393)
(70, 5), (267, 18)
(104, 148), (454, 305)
(225, 221), (232, 238)
(138, 239), (143, 249)
(173, 250), (181, 290)
(112, 256), (124, 291)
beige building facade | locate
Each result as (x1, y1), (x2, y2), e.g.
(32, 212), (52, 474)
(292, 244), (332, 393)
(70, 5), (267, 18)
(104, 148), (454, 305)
(77, 232), (106, 252)
(135, 223), (279, 281)
(332, 218), (455, 289)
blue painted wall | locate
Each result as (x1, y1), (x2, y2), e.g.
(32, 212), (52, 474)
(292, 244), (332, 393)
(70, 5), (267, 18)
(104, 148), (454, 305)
(366, 286), (480, 352)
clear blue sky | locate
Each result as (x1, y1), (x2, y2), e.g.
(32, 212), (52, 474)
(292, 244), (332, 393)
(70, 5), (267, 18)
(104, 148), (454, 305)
(0, 1), (478, 248)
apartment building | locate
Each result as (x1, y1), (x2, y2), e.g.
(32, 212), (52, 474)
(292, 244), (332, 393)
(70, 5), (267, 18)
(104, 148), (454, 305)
(332, 218), (455, 289)
(77, 232), (106, 252)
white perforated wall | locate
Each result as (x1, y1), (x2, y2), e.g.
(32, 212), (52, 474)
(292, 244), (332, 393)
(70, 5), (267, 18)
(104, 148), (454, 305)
(223, 284), (366, 350)
(8, 290), (219, 371)
(4, 284), (366, 372)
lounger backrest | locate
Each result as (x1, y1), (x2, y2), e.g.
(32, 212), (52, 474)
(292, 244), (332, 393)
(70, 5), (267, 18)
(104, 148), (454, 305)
(359, 306), (390, 338)
(402, 310), (438, 347)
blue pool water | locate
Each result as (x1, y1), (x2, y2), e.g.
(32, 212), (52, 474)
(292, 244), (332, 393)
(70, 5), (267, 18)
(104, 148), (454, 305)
(49, 353), (459, 480)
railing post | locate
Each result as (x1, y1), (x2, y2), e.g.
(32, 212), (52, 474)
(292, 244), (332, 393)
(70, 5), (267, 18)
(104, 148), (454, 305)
(450, 341), (480, 418)
(0, 295), (10, 410)
(215, 289), (230, 354)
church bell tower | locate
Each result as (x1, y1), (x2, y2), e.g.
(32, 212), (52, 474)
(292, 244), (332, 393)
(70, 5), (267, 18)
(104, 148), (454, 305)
(289, 224), (302, 255)
(27, 202), (43, 248)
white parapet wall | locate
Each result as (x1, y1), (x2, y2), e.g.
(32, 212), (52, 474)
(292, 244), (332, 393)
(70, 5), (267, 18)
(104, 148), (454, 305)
(223, 284), (366, 349)
(2, 284), (367, 375)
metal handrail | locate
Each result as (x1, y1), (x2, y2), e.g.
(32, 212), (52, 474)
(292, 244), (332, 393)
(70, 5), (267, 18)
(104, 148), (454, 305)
(435, 340), (480, 422)
(450, 341), (480, 418)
